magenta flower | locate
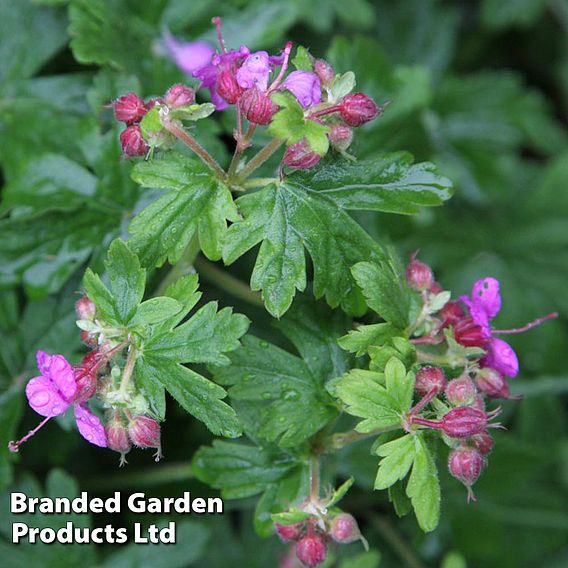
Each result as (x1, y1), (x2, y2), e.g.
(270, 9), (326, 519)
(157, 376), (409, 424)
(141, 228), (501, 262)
(23, 351), (106, 448)
(236, 51), (271, 91)
(163, 30), (215, 76)
(282, 70), (321, 108)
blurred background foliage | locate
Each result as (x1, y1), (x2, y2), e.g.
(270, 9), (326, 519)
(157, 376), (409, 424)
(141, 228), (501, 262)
(1, 0), (567, 566)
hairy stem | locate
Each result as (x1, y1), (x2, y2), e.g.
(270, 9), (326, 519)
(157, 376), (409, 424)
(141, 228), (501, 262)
(309, 455), (320, 500)
(227, 123), (257, 180)
(118, 345), (137, 396)
(237, 138), (283, 181)
(194, 256), (264, 307)
(161, 118), (226, 178)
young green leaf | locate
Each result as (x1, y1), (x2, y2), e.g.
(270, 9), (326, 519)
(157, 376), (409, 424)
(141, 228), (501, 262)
(129, 152), (239, 266)
(271, 508), (313, 525)
(334, 369), (402, 433)
(338, 322), (399, 357)
(327, 476), (355, 507)
(292, 46), (314, 71)
(384, 357), (415, 412)
(374, 434), (415, 490)
(192, 441), (298, 499)
(406, 434), (441, 532)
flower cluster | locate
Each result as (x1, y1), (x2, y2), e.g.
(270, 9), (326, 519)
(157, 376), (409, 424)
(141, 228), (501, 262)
(403, 254), (557, 500)
(115, 17), (383, 170)
(274, 500), (366, 568)
(9, 297), (162, 465)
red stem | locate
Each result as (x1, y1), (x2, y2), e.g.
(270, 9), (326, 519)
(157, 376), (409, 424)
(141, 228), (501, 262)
(211, 17), (226, 52)
(268, 42), (293, 92)
(9, 416), (52, 452)
(493, 312), (558, 335)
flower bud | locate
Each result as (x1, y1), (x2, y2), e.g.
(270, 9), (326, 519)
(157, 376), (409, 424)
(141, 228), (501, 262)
(405, 253), (434, 291)
(275, 522), (305, 542)
(75, 295), (96, 321)
(128, 415), (162, 461)
(120, 125), (148, 157)
(296, 534), (327, 568)
(339, 93), (379, 127)
(313, 59), (334, 85)
(80, 330), (98, 347)
(240, 87), (277, 124)
(145, 98), (163, 111)
(439, 301), (464, 326)
(113, 92), (146, 124)
(441, 406), (489, 438)
(73, 366), (97, 403)
(330, 513), (361, 544)
(454, 316), (490, 348)
(475, 368), (520, 400)
(415, 366), (447, 397)
(164, 84), (195, 108)
(448, 447), (485, 501)
(282, 139), (322, 169)
(445, 376), (477, 406)
(216, 68), (244, 104)
(106, 418), (131, 466)
(328, 123), (353, 151)
(470, 430), (494, 455)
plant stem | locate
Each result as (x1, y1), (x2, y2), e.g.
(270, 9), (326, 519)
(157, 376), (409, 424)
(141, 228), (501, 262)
(119, 344), (137, 396)
(161, 118), (226, 179)
(237, 138), (283, 181)
(153, 236), (201, 296)
(327, 424), (401, 450)
(242, 177), (280, 188)
(415, 349), (450, 365)
(369, 514), (426, 568)
(194, 256), (264, 307)
(309, 455), (320, 500)
(227, 123), (256, 180)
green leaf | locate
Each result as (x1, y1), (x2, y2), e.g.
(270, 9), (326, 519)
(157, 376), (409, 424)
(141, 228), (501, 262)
(338, 323), (399, 357)
(223, 179), (382, 317)
(384, 357), (414, 412)
(193, 441), (298, 499)
(271, 509), (313, 525)
(292, 45), (313, 71)
(374, 434), (415, 490)
(129, 297), (184, 327)
(335, 369), (402, 433)
(129, 153), (239, 265)
(169, 102), (216, 122)
(212, 336), (336, 447)
(328, 476), (355, 507)
(441, 552), (468, 568)
(351, 260), (410, 328)
(406, 434), (440, 532)
(268, 92), (330, 155)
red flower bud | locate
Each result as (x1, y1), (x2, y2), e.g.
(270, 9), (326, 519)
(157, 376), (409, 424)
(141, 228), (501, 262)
(445, 376), (477, 406)
(283, 139), (322, 169)
(164, 84), (195, 108)
(448, 447), (485, 502)
(128, 415), (162, 460)
(113, 92), (146, 124)
(75, 295), (96, 321)
(216, 69), (244, 104)
(120, 125), (149, 157)
(276, 522), (305, 542)
(339, 93), (379, 127)
(415, 366), (447, 397)
(80, 330), (97, 347)
(106, 418), (131, 466)
(405, 252), (434, 291)
(240, 88), (277, 125)
(296, 534), (327, 568)
(328, 123), (353, 151)
(439, 300), (464, 326)
(313, 59), (334, 84)
(470, 430), (494, 455)
(441, 406), (490, 438)
(329, 513), (361, 544)
(73, 365), (97, 403)
(475, 368), (520, 400)
(145, 98), (163, 111)
(454, 316), (490, 347)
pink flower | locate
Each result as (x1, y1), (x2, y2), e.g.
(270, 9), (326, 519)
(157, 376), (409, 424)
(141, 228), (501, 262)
(163, 30), (215, 76)
(22, 351), (106, 448)
(236, 51), (272, 91)
(481, 337), (519, 378)
(282, 70), (321, 108)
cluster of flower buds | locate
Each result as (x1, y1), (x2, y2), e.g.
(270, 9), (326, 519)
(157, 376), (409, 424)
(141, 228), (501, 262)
(274, 501), (365, 567)
(158, 17), (384, 170)
(401, 253), (557, 500)
(112, 83), (195, 157)
(8, 296), (162, 465)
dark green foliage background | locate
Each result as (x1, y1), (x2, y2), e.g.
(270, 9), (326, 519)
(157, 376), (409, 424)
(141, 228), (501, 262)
(1, 0), (567, 567)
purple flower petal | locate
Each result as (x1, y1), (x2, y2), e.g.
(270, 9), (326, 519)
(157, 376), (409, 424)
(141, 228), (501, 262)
(163, 31), (215, 76)
(282, 70), (321, 108)
(47, 354), (77, 402)
(483, 338), (519, 378)
(26, 376), (70, 417)
(471, 277), (501, 320)
(74, 403), (107, 448)
(236, 51), (271, 91)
